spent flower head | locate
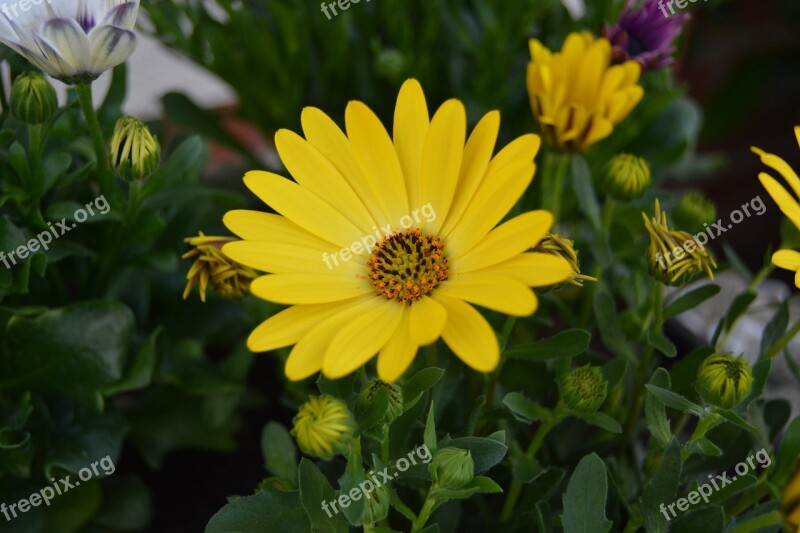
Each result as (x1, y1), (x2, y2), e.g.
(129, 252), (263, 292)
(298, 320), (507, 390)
(291, 395), (356, 460)
(533, 233), (596, 288)
(643, 199), (717, 285)
(182, 232), (259, 303)
(696, 353), (753, 410)
(10, 71), (57, 125)
(0, 0), (140, 84)
(604, 153), (651, 201)
(559, 365), (608, 414)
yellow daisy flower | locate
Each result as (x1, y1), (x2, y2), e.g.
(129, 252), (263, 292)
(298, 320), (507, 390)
(527, 32), (644, 152)
(221, 79), (573, 382)
(753, 127), (800, 288)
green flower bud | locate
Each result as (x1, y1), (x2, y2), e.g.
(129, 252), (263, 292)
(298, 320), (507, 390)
(10, 72), (57, 125)
(291, 395), (356, 460)
(559, 365), (608, 414)
(374, 48), (407, 83)
(604, 153), (651, 201)
(358, 379), (404, 424)
(696, 353), (753, 409)
(109, 116), (160, 181)
(674, 192), (716, 233)
(363, 481), (390, 525)
(430, 447), (474, 489)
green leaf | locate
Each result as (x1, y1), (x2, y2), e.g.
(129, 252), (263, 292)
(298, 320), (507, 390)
(424, 401), (437, 453)
(670, 507), (724, 532)
(593, 291), (636, 364)
(5, 301), (134, 407)
(640, 439), (681, 533)
(646, 369), (672, 448)
(647, 328), (677, 358)
(688, 437), (722, 457)
(561, 453), (611, 533)
(707, 474), (757, 505)
(298, 459), (349, 533)
(142, 136), (208, 197)
(92, 475), (153, 531)
(502, 392), (551, 424)
(206, 486), (310, 533)
(577, 412), (622, 434)
(714, 408), (757, 433)
(438, 436), (507, 474)
(504, 329), (591, 361)
(644, 385), (704, 416)
(663, 284), (721, 320)
(402, 367), (444, 411)
(571, 154), (601, 230)
(713, 290), (756, 344)
(105, 327), (162, 395)
(760, 300), (789, 356)
(357, 387), (389, 433)
(772, 415), (800, 485)
(261, 422), (298, 485)
(337, 443), (366, 526)
(726, 511), (783, 533)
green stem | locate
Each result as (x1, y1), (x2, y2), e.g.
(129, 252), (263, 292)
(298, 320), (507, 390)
(761, 320), (800, 361)
(499, 407), (565, 522)
(410, 490), (437, 533)
(578, 200), (615, 327)
(28, 124), (43, 196)
(75, 83), (115, 203)
(540, 151), (570, 222)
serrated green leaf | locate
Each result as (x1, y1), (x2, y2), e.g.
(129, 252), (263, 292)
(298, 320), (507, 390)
(645, 385), (704, 416)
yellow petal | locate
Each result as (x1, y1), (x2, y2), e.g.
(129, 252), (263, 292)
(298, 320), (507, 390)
(393, 79), (429, 210)
(247, 300), (359, 352)
(478, 252), (573, 287)
(441, 111), (500, 237)
(275, 129), (376, 233)
(420, 99), (466, 233)
(323, 299), (404, 378)
(437, 273), (538, 316)
(434, 295), (499, 372)
(222, 241), (363, 276)
(485, 134), (541, 176)
(752, 146), (800, 200)
(285, 296), (376, 380)
(223, 210), (333, 250)
(759, 173), (800, 230)
(444, 158), (535, 256)
(346, 101), (409, 222)
(301, 106), (390, 226)
(773, 249), (800, 271)
(454, 210), (553, 270)
(408, 295), (446, 345)
(250, 273), (372, 304)
(377, 312), (418, 383)
(243, 170), (362, 249)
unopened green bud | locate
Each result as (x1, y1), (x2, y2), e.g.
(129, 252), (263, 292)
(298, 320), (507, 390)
(374, 48), (407, 83)
(559, 365), (608, 414)
(430, 447), (474, 489)
(362, 481), (390, 525)
(604, 154), (651, 201)
(110, 116), (160, 181)
(696, 353), (753, 409)
(291, 395), (356, 460)
(358, 379), (404, 424)
(10, 72), (57, 125)
(674, 192), (716, 233)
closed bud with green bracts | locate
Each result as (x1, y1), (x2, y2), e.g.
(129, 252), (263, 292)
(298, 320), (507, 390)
(604, 153), (651, 201)
(10, 72), (57, 125)
(559, 365), (608, 414)
(110, 116), (160, 181)
(696, 353), (753, 410)
(430, 447), (474, 489)
(291, 395), (356, 460)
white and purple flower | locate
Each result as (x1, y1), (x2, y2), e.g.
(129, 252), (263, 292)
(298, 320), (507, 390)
(0, 0), (139, 84)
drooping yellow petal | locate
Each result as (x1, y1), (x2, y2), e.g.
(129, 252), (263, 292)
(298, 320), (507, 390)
(420, 99), (466, 233)
(346, 101), (409, 222)
(243, 170), (363, 249)
(393, 79), (429, 210)
(323, 299), (404, 378)
(438, 273), (538, 316)
(434, 295), (499, 372)
(250, 273), (372, 305)
(453, 210), (553, 270)
(407, 295), (447, 345)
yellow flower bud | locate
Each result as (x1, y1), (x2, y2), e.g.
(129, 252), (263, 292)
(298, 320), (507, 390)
(696, 353), (753, 410)
(110, 116), (160, 181)
(604, 154), (651, 201)
(291, 395), (356, 460)
(533, 233), (596, 288)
